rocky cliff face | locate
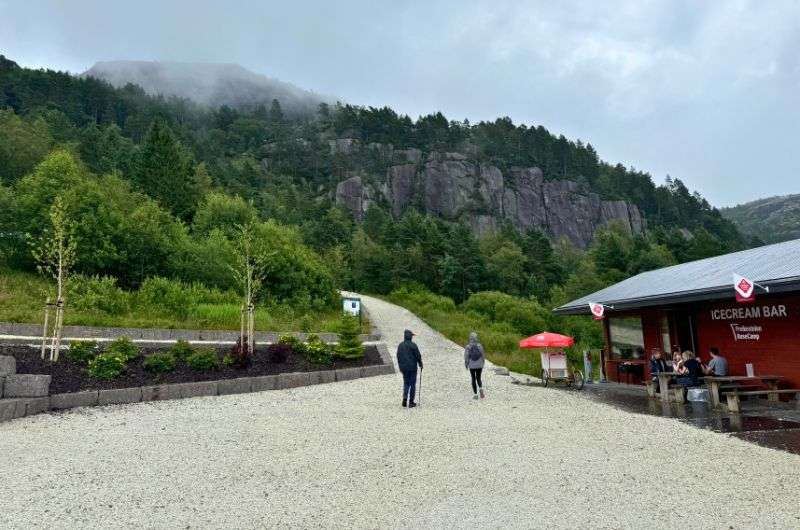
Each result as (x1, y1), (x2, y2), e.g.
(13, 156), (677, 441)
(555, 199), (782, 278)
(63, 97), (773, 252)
(331, 141), (643, 248)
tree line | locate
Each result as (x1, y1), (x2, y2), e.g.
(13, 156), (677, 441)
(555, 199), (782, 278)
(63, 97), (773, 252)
(0, 54), (748, 321)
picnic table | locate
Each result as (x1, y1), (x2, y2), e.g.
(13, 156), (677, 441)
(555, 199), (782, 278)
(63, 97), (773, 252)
(654, 372), (784, 405)
(654, 371), (679, 402)
(704, 375), (783, 407)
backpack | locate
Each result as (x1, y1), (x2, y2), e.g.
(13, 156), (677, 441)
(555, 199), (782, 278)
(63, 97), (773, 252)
(468, 343), (482, 361)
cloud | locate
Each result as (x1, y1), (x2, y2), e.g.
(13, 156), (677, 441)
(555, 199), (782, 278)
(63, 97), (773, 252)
(1, 0), (799, 205)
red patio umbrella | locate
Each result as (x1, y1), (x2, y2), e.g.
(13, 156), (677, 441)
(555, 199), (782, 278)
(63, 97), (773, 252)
(519, 331), (574, 349)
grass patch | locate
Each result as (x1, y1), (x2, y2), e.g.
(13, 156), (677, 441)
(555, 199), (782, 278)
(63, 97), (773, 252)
(0, 269), (369, 333)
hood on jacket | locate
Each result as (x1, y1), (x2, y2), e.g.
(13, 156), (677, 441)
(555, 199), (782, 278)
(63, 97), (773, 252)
(468, 332), (478, 344)
(404, 329), (414, 341)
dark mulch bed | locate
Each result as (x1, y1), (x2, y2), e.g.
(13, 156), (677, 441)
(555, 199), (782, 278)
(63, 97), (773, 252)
(4, 344), (383, 394)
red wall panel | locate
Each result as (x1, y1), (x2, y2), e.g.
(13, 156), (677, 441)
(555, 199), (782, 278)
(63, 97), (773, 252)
(694, 295), (800, 387)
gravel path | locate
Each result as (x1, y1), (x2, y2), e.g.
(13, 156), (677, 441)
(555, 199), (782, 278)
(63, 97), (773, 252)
(2, 293), (800, 529)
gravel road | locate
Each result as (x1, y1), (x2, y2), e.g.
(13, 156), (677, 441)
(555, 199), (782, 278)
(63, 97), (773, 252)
(2, 293), (800, 529)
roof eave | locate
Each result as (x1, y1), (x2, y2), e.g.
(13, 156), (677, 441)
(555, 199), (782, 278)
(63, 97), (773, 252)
(552, 277), (800, 316)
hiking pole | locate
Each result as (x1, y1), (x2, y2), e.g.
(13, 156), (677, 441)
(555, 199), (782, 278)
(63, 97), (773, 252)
(418, 368), (422, 406)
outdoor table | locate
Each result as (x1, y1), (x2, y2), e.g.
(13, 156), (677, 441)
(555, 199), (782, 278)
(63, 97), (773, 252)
(655, 371), (678, 402)
(704, 376), (784, 407)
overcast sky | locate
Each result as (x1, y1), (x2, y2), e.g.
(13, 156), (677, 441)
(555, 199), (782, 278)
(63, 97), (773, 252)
(2, 0), (799, 206)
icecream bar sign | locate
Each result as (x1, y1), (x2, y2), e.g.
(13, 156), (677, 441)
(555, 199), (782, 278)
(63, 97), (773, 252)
(710, 304), (788, 321)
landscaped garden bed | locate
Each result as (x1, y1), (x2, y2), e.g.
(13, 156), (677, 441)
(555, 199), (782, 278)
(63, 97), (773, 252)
(4, 339), (383, 394)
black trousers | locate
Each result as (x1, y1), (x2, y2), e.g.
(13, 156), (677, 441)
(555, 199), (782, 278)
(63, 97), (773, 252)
(470, 368), (483, 394)
(402, 369), (417, 403)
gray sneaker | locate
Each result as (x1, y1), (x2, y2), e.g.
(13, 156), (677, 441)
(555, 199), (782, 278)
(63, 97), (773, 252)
(472, 394), (479, 400)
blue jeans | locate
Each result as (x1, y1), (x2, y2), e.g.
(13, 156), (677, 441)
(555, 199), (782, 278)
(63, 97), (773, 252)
(402, 369), (417, 403)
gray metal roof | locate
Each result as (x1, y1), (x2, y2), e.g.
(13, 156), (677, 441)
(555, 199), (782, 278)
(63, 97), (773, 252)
(554, 238), (800, 315)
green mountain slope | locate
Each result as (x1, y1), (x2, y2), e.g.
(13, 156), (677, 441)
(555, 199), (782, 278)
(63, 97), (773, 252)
(722, 194), (800, 244)
(0, 53), (747, 311)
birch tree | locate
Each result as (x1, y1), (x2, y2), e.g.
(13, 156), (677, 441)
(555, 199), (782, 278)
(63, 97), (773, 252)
(31, 196), (76, 361)
(231, 222), (263, 357)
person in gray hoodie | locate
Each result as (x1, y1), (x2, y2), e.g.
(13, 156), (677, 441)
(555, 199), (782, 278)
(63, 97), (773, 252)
(464, 331), (485, 400)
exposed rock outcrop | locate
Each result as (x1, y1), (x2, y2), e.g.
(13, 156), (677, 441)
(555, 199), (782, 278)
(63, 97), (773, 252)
(331, 144), (644, 248)
(329, 138), (360, 156)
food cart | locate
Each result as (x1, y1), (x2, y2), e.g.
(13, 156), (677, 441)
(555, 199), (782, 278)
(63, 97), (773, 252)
(519, 332), (584, 389)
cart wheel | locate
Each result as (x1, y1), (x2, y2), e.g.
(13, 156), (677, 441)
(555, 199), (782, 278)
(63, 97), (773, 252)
(573, 370), (585, 390)
(541, 369), (549, 387)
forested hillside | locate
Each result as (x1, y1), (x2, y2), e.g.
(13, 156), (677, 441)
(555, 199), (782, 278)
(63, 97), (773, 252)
(0, 54), (745, 346)
(722, 194), (800, 245)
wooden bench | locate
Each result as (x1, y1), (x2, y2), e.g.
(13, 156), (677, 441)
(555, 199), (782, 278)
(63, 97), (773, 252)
(643, 379), (683, 401)
(724, 389), (800, 413)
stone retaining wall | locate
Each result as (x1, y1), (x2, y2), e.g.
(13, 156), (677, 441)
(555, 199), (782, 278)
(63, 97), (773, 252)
(0, 322), (380, 343)
(0, 343), (396, 424)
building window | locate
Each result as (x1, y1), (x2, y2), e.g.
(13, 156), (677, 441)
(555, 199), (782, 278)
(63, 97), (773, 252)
(609, 317), (645, 359)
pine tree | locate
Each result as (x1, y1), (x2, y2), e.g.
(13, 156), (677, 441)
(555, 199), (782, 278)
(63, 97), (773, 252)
(134, 120), (197, 220)
(335, 313), (363, 359)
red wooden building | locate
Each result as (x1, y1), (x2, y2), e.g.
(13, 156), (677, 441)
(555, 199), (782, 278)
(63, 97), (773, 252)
(553, 239), (800, 387)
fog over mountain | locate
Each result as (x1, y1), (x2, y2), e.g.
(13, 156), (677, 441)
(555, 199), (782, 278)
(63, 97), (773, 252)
(83, 60), (333, 115)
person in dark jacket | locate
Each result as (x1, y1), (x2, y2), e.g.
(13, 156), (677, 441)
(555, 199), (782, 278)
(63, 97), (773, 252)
(649, 349), (669, 393)
(397, 329), (423, 408)
(676, 350), (703, 387)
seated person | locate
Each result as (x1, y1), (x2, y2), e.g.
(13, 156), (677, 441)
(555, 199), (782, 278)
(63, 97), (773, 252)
(676, 350), (703, 387)
(703, 347), (728, 376)
(671, 351), (684, 372)
(649, 349), (669, 393)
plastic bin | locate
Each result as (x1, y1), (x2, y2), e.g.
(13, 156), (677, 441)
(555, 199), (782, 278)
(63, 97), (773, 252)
(687, 388), (710, 402)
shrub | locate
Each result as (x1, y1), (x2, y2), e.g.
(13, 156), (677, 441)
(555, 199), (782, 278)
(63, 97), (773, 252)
(224, 337), (251, 368)
(67, 275), (130, 315)
(137, 277), (198, 320)
(66, 340), (98, 365)
(169, 339), (194, 360)
(390, 285), (456, 313)
(106, 336), (139, 362)
(278, 334), (306, 354)
(186, 348), (219, 371)
(299, 314), (313, 333)
(88, 353), (127, 379)
(304, 334), (332, 365)
(266, 343), (291, 363)
(462, 291), (549, 335)
(143, 352), (177, 373)
(334, 314), (363, 359)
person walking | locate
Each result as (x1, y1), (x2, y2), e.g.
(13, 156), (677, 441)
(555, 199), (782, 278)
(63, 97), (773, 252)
(464, 332), (485, 400)
(397, 329), (423, 408)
